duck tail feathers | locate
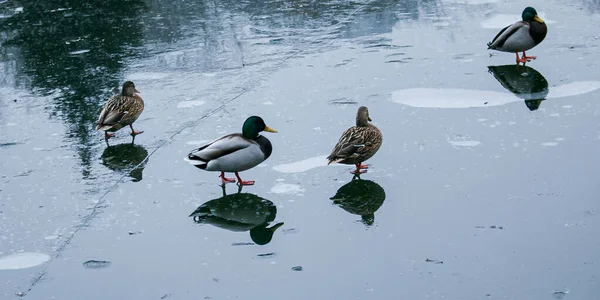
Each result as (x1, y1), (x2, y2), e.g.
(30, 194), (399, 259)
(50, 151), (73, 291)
(184, 153), (208, 169)
(327, 158), (344, 165)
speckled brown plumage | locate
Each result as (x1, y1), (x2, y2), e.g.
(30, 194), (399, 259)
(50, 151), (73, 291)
(327, 106), (382, 174)
(96, 81), (144, 142)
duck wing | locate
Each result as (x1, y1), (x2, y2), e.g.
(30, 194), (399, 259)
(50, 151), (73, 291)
(118, 95), (144, 125)
(96, 95), (138, 130)
(327, 126), (369, 163)
(97, 110), (126, 129)
(187, 134), (251, 166)
(487, 21), (528, 49)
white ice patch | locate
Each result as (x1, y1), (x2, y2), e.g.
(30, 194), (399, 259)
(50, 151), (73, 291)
(270, 182), (305, 194)
(481, 13), (555, 29)
(391, 81), (600, 109)
(541, 142), (558, 147)
(449, 140), (481, 147)
(69, 49), (90, 55)
(392, 88), (513, 108)
(547, 81), (600, 98)
(177, 100), (205, 108)
(0, 252), (51, 270)
(272, 155), (332, 173)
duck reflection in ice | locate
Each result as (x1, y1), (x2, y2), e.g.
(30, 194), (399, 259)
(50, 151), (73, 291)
(100, 139), (148, 182)
(190, 186), (284, 245)
(330, 176), (386, 226)
(487, 64), (548, 111)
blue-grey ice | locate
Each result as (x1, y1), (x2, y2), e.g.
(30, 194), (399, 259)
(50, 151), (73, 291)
(126, 72), (171, 81)
(272, 155), (330, 173)
(177, 100), (205, 108)
(448, 140), (482, 147)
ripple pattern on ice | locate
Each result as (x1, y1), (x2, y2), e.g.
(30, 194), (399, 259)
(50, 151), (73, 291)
(270, 182), (305, 194)
(0, 252), (50, 270)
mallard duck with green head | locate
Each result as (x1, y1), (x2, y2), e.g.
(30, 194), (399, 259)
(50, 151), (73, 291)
(96, 81), (145, 142)
(327, 106), (382, 174)
(487, 7), (547, 63)
(186, 116), (277, 185)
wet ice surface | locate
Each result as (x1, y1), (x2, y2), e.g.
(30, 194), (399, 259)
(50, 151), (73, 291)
(1, 0), (600, 299)
(127, 72), (171, 81)
(272, 155), (332, 173)
(176, 100), (205, 108)
(448, 140), (481, 147)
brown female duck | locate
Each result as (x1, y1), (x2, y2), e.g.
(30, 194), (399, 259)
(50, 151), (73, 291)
(96, 81), (144, 142)
(327, 106), (383, 174)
